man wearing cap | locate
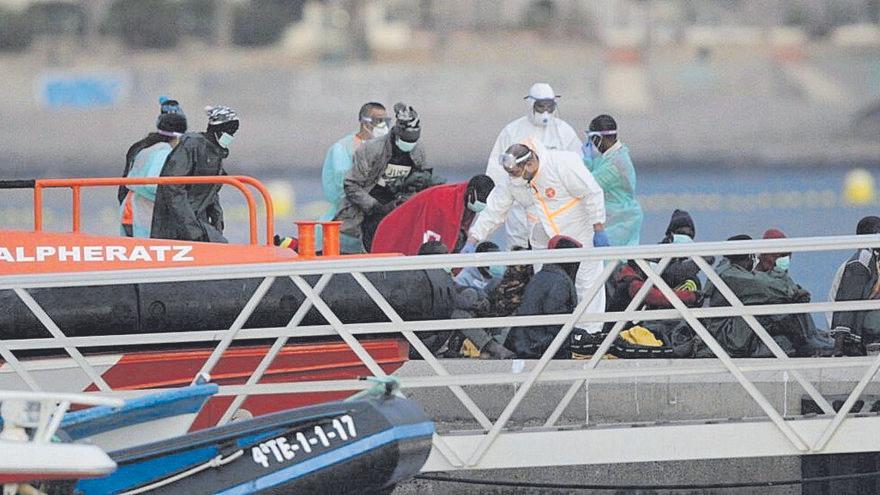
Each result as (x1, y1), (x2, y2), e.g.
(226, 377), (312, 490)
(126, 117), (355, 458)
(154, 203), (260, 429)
(119, 96), (185, 236)
(756, 228), (834, 353)
(485, 83), (582, 249)
(336, 102), (441, 252)
(150, 105), (240, 243)
(120, 111), (187, 238)
(465, 140), (608, 334)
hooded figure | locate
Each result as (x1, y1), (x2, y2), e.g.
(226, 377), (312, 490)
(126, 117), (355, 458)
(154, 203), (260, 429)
(119, 111), (187, 238)
(371, 175), (494, 255)
(150, 105), (239, 243)
(505, 235), (581, 358)
(335, 102), (438, 252)
(467, 139), (607, 333)
(485, 83), (582, 248)
(582, 114), (643, 246)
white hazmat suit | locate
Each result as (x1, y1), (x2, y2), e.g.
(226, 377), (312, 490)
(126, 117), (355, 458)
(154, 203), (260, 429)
(470, 139), (607, 333)
(485, 83), (582, 248)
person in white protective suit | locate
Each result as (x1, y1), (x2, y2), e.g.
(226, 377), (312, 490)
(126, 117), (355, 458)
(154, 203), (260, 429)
(485, 83), (583, 249)
(464, 139), (610, 333)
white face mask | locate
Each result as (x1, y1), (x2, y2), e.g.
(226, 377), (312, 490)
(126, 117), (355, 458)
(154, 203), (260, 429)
(217, 132), (234, 149)
(371, 124), (389, 138)
(509, 176), (527, 187)
(396, 138), (417, 152)
(532, 111), (553, 127)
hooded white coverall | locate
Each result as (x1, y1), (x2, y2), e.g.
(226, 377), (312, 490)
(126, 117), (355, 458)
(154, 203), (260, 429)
(470, 140), (607, 333)
(486, 113), (582, 249)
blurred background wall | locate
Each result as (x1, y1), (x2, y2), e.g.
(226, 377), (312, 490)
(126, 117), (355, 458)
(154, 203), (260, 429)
(2, 0), (880, 300)
(0, 0), (878, 177)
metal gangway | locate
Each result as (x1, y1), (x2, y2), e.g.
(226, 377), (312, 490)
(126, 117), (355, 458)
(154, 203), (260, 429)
(2, 234), (880, 472)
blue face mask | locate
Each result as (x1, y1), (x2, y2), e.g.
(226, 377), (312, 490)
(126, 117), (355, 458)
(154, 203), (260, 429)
(217, 132), (235, 149)
(396, 138), (417, 152)
(775, 256), (790, 272)
(488, 265), (506, 278)
(672, 234), (693, 244)
(468, 199), (486, 213)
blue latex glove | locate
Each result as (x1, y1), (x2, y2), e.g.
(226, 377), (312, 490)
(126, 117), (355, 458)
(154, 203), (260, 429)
(460, 242), (477, 254)
(593, 230), (609, 248)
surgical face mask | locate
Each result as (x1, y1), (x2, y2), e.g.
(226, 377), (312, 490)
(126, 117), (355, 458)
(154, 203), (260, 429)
(396, 138), (417, 152)
(371, 124), (389, 138)
(672, 234), (694, 244)
(509, 176), (527, 187)
(217, 132), (235, 149)
(533, 111), (553, 126)
(775, 256), (791, 272)
(488, 265), (506, 278)
(467, 199), (486, 213)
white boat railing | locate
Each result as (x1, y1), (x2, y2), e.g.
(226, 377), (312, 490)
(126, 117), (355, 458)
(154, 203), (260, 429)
(2, 234), (880, 469)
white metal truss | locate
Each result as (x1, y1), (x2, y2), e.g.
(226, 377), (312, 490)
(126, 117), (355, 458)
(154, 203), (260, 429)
(2, 234), (880, 470)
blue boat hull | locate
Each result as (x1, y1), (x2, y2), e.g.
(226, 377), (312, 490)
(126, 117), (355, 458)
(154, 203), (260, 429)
(75, 394), (434, 495)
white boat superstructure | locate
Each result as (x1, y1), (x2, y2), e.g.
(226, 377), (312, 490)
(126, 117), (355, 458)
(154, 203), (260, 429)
(0, 391), (122, 487)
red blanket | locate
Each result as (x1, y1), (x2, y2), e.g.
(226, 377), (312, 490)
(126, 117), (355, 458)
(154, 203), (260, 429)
(371, 183), (468, 255)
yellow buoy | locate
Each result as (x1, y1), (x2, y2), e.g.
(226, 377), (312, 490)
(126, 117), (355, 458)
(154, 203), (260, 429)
(267, 180), (295, 218)
(843, 168), (875, 206)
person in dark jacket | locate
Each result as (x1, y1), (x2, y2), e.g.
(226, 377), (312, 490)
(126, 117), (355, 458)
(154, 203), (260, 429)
(699, 235), (813, 358)
(505, 235), (580, 358)
(831, 216), (880, 354)
(335, 102), (442, 252)
(451, 242), (515, 359)
(606, 210), (705, 318)
(150, 105), (239, 243)
(485, 246), (535, 318)
(755, 228), (834, 353)
(119, 96), (184, 236)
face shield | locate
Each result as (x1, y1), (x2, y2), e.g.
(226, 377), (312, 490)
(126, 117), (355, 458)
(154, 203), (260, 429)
(500, 150), (534, 186)
(582, 129), (618, 162)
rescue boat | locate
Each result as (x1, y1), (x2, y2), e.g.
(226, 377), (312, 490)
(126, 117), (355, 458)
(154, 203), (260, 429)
(0, 176), (454, 430)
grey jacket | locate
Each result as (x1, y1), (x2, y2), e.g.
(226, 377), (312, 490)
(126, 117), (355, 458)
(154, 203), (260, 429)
(334, 133), (427, 238)
(150, 132), (228, 243)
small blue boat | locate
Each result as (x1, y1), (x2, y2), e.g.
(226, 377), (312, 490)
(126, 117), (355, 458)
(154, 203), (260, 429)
(59, 383), (218, 452)
(73, 387), (434, 495)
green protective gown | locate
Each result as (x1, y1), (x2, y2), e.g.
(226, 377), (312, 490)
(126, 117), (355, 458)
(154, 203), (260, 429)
(119, 142), (173, 238)
(318, 132), (363, 252)
(584, 143), (643, 246)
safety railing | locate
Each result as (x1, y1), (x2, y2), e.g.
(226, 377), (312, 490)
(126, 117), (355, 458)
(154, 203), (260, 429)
(2, 234), (880, 470)
(0, 176), (274, 245)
